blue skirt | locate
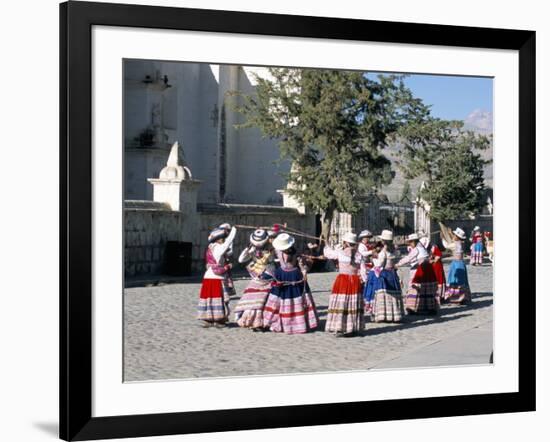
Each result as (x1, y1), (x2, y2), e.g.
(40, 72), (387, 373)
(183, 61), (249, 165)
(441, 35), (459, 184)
(473, 241), (483, 253)
(364, 269), (401, 302)
(269, 267), (310, 299)
(447, 260), (470, 287)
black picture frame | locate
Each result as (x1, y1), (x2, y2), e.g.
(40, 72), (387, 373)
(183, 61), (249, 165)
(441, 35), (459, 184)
(60, 1), (536, 440)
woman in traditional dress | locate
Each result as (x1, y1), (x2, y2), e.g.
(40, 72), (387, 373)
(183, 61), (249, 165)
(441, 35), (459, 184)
(365, 230), (405, 322)
(470, 226), (484, 266)
(444, 227), (472, 304)
(420, 235), (446, 305)
(357, 230), (374, 313)
(395, 233), (439, 315)
(197, 226), (237, 327)
(263, 233), (318, 334)
(323, 232), (365, 336)
(233, 229), (276, 331)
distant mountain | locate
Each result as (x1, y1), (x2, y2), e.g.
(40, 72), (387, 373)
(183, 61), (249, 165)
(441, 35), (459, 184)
(379, 112), (493, 202)
(464, 109), (493, 134)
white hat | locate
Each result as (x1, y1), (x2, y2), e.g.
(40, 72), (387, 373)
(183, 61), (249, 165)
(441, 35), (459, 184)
(218, 223), (231, 230)
(250, 229), (268, 247)
(272, 233), (295, 251)
(342, 232), (358, 244)
(453, 227), (466, 239)
(407, 233), (420, 241)
(358, 229), (373, 239)
(474, 226), (481, 231)
(378, 229), (393, 241)
(208, 228), (227, 243)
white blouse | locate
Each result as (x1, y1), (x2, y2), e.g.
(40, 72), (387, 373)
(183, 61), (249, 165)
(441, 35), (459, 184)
(203, 227), (236, 279)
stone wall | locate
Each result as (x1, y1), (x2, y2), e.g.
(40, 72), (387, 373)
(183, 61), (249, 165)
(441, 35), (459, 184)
(125, 201), (316, 277)
(195, 203), (316, 272)
(125, 201), (184, 277)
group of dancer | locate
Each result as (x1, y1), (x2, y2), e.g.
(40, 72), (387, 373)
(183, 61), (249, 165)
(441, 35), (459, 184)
(197, 223), (474, 337)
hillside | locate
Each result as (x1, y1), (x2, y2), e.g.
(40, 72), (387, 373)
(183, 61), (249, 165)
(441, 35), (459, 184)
(380, 110), (493, 202)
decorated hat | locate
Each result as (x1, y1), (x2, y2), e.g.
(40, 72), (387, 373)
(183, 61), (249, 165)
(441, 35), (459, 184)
(407, 233), (420, 241)
(358, 229), (373, 239)
(342, 232), (358, 244)
(218, 223), (231, 231)
(378, 229), (393, 241)
(453, 227), (467, 239)
(208, 228), (227, 243)
(272, 233), (296, 251)
(250, 229), (268, 247)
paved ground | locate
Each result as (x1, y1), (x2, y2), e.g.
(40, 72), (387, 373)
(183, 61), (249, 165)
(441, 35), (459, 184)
(124, 263), (493, 381)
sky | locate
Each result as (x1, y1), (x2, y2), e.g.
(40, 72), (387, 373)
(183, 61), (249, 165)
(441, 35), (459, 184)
(368, 72), (493, 122)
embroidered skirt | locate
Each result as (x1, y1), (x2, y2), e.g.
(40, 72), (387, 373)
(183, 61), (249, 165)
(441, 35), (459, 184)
(197, 278), (230, 322)
(366, 270), (404, 323)
(445, 260), (472, 304)
(405, 262), (439, 314)
(325, 274), (365, 334)
(263, 268), (318, 334)
(234, 277), (271, 329)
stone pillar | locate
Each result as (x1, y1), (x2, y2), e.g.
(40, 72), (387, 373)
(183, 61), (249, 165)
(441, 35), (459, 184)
(147, 141), (202, 213)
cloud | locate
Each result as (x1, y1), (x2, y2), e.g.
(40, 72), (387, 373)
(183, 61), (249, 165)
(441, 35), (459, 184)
(464, 109), (493, 134)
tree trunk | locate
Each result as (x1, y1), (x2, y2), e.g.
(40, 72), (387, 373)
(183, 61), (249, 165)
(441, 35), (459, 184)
(320, 207), (336, 245)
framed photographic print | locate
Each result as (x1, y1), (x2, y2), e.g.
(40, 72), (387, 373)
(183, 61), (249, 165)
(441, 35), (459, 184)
(60, 1), (536, 440)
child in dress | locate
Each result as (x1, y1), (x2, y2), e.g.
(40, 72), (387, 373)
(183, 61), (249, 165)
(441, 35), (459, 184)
(263, 234), (318, 334)
(324, 232), (365, 337)
(395, 233), (439, 315)
(234, 229), (276, 330)
(197, 226), (237, 327)
(444, 227), (472, 304)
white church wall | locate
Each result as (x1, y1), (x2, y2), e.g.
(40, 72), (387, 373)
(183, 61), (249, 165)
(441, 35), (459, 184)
(125, 147), (170, 200)
(173, 62), (219, 204)
(229, 67), (288, 205)
(124, 61), (295, 206)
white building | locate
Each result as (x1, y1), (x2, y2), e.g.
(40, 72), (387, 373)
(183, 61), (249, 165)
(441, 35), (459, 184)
(124, 60), (287, 205)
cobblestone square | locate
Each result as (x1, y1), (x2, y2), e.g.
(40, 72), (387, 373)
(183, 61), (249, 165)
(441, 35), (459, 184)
(124, 263), (493, 381)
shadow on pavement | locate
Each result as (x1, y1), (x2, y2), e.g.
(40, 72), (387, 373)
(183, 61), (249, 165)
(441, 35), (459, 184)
(361, 313), (474, 337)
(438, 292), (493, 317)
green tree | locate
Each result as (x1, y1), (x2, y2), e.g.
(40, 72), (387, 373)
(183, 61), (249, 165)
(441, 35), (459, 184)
(397, 119), (491, 222)
(231, 68), (428, 240)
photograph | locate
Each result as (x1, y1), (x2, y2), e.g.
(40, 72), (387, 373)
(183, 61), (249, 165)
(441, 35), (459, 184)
(123, 59), (494, 381)
(0, 0), (542, 441)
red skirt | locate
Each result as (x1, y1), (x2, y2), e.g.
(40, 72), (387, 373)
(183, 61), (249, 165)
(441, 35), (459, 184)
(412, 261), (438, 283)
(197, 278), (229, 322)
(431, 261), (446, 285)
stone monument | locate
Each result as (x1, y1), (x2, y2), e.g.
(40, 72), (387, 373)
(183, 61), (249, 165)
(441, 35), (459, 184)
(147, 142), (202, 213)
